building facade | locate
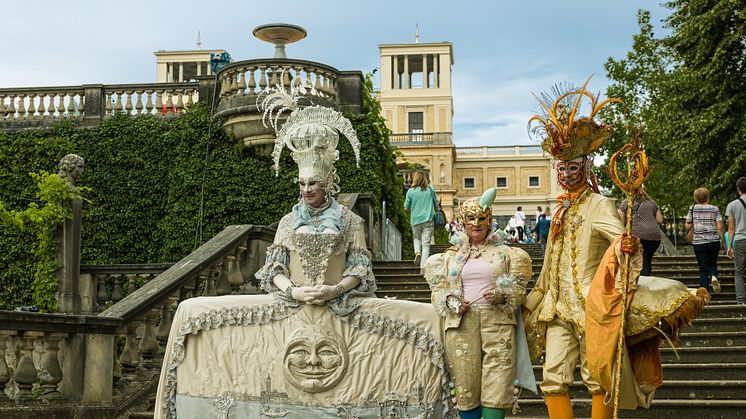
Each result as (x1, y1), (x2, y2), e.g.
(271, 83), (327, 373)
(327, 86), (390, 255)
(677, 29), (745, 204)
(378, 40), (560, 223)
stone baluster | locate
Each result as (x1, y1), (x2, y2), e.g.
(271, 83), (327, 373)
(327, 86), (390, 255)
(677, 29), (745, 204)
(45, 93), (54, 117)
(111, 275), (123, 302)
(292, 66), (302, 90)
(39, 332), (65, 399)
(118, 324), (140, 374)
(56, 93), (65, 116)
(16, 94), (26, 119)
(134, 91), (144, 114)
(181, 277), (197, 301)
(125, 274), (137, 296)
(7, 95), (16, 118)
(14, 332), (42, 402)
(237, 71), (247, 96)
(269, 67), (279, 88)
(228, 245), (247, 293)
(114, 91), (124, 113)
(323, 73), (331, 96)
(185, 89), (194, 108)
(215, 258), (232, 296)
(155, 90), (164, 115)
(330, 76), (337, 96)
(37, 93), (48, 118)
(283, 68), (291, 88)
(314, 72), (322, 93)
(144, 90), (154, 114)
(165, 91), (174, 115)
(124, 91), (134, 115)
(304, 68), (312, 91)
(201, 268), (215, 296)
(218, 74), (228, 98)
(27, 93), (37, 118)
(175, 91), (185, 112)
(229, 71), (239, 96)
(138, 310), (158, 369)
(76, 94), (84, 115)
(156, 297), (176, 347)
(95, 275), (108, 307)
(0, 95), (6, 118)
(247, 67), (257, 95)
(258, 66), (268, 92)
(65, 93), (75, 115)
(0, 331), (14, 402)
(104, 92), (113, 117)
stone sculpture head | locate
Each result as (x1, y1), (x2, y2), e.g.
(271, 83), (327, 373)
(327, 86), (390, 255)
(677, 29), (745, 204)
(282, 324), (348, 393)
(58, 154), (85, 185)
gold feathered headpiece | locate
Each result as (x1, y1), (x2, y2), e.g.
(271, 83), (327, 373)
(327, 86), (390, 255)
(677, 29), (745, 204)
(528, 76), (621, 161)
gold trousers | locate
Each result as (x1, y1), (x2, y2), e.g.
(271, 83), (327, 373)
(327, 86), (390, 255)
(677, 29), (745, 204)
(445, 306), (516, 410)
(540, 317), (602, 395)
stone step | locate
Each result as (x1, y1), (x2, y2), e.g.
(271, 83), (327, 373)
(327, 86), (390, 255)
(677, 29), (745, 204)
(520, 380), (746, 400)
(510, 398), (746, 418)
(530, 363), (746, 381)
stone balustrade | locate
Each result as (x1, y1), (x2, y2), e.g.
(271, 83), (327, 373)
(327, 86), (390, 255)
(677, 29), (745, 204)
(0, 311), (120, 417)
(102, 82), (199, 117)
(217, 58), (338, 100)
(455, 145), (545, 158)
(389, 132), (452, 146)
(0, 86), (85, 120)
(0, 81), (206, 133)
(1, 224), (275, 418)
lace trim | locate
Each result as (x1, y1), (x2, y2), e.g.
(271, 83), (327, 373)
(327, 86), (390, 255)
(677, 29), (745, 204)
(160, 300), (300, 419)
(347, 310), (453, 415)
(255, 244), (290, 292)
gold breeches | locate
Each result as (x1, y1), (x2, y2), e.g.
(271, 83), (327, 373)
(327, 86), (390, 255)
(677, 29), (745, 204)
(540, 317), (602, 395)
(444, 307), (516, 410)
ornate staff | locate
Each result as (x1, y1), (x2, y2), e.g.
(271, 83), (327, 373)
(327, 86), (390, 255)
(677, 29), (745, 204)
(608, 127), (649, 419)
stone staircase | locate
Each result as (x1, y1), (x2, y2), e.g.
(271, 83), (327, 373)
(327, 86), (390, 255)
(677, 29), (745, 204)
(375, 243), (746, 418)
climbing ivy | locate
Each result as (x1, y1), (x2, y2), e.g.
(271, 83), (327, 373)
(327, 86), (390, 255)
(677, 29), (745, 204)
(0, 172), (88, 311)
(0, 74), (410, 309)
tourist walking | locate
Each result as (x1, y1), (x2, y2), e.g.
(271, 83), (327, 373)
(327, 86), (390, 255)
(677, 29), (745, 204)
(725, 177), (746, 305)
(685, 187), (725, 292)
(618, 189), (664, 276)
(405, 171), (439, 267)
(424, 189), (536, 419)
(535, 212), (551, 254)
(514, 206), (526, 242)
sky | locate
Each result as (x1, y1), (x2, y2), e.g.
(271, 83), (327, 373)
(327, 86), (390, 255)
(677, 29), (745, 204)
(0, 1), (672, 147)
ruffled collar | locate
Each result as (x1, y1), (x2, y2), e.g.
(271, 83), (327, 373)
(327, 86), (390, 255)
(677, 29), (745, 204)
(291, 198), (342, 233)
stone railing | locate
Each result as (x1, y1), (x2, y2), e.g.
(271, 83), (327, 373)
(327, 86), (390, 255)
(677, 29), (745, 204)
(0, 81), (204, 133)
(389, 132), (452, 146)
(455, 145), (545, 158)
(102, 83), (199, 118)
(0, 224), (275, 418)
(216, 58), (339, 101)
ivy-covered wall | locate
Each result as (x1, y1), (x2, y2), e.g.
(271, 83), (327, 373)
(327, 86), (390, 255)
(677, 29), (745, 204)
(0, 74), (410, 310)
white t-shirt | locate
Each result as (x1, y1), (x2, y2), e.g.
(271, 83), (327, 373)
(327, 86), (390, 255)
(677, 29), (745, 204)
(514, 210), (526, 227)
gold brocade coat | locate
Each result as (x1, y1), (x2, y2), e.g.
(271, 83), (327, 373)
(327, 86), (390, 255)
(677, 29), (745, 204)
(524, 191), (624, 356)
(424, 243), (533, 329)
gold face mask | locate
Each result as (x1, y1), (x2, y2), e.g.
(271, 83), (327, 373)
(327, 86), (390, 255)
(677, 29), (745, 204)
(459, 200), (492, 228)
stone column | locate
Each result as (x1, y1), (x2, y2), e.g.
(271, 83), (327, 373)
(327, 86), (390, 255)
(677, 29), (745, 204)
(403, 55), (409, 89)
(55, 196), (82, 314)
(422, 54), (428, 88)
(393, 55), (399, 89)
(433, 54), (439, 88)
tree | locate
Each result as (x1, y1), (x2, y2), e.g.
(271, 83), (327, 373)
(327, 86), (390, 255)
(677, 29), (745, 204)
(601, 1), (745, 213)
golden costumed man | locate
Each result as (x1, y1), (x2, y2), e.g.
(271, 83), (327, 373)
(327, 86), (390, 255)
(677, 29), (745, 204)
(522, 79), (709, 419)
(424, 189), (538, 419)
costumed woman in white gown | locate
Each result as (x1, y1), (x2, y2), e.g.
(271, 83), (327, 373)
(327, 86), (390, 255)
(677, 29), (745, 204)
(154, 85), (449, 418)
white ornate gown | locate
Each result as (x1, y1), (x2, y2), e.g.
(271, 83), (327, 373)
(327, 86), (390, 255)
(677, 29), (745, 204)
(154, 201), (449, 418)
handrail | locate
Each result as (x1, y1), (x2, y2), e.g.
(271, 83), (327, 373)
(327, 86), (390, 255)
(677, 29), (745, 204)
(99, 224), (274, 322)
